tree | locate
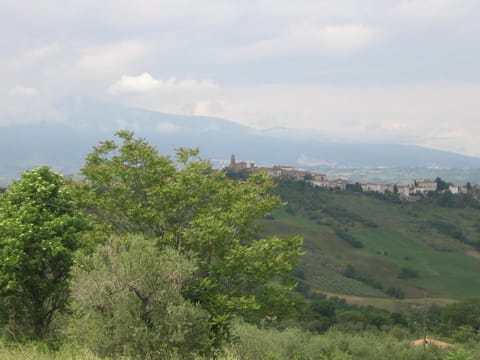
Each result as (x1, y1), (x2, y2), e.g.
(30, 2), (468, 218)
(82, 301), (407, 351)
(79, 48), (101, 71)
(343, 264), (357, 278)
(0, 167), (87, 339)
(435, 177), (449, 192)
(397, 267), (419, 279)
(68, 235), (210, 359)
(306, 298), (336, 333)
(442, 297), (480, 332)
(346, 182), (362, 192)
(77, 131), (303, 345)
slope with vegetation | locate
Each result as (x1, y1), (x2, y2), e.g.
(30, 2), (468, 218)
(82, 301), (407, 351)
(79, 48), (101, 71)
(263, 178), (480, 304)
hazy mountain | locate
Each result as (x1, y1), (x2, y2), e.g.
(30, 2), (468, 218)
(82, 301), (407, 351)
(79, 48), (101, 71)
(2, 98), (480, 182)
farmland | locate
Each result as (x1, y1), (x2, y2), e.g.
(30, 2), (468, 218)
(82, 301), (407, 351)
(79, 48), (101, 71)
(260, 179), (480, 308)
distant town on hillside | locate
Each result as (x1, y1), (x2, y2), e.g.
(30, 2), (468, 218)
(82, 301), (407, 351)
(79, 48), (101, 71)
(227, 154), (476, 202)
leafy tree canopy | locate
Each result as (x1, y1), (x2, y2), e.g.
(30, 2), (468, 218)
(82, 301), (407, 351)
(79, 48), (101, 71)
(0, 167), (87, 338)
(442, 297), (480, 331)
(77, 130), (303, 344)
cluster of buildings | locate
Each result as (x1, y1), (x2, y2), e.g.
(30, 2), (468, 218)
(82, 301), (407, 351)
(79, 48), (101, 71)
(227, 154), (471, 199)
(229, 154), (349, 189)
(358, 180), (470, 197)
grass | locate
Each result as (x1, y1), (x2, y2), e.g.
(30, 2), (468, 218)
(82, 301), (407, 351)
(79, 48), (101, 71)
(0, 343), (102, 360)
(354, 228), (480, 299)
(308, 265), (387, 297)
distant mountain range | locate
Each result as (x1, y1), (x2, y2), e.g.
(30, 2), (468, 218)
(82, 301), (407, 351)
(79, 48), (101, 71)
(2, 98), (480, 183)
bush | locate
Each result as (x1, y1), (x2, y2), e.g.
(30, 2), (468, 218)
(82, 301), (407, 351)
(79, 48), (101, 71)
(227, 322), (450, 360)
(343, 264), (384, 291)
(398, 268), (419, 280)
(67, 235), (211, 359)
(0, 167), (88, 339)
(385, 287), (405, 299)
(336, 230), (364, 248)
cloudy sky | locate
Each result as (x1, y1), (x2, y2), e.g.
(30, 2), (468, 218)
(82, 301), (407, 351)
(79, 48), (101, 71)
(2, 0), (480, 155)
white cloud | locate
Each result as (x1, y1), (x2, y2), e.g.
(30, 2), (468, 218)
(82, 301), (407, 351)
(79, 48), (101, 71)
(76, 41), (151, 71)
(190, 100), (225, 116)
(108, 73), (160, 94)
(231, 24), (381, 60)
(383, 122), (409, 131)
(393, 0), (476, 20)
(314, 25), (381, 52)
(6, 43), (61, 69)
(171, 79), (219, 91)
(0, 40), (153, 103)
(297, 154), (338, 167)
(9, 85), (39, 96)
(421, 128), (480, 156)
(108, 73), (219, 94)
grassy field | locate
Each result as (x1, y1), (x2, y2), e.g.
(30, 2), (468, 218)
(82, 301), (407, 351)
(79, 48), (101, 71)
(355, 228), (480, 299)
(260, 184), (480, 307)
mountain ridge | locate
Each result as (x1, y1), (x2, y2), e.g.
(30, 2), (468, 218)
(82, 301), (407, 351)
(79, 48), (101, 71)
(2, 98), (480, 182)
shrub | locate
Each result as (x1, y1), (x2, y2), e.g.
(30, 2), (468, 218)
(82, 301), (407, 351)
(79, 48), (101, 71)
(67, 235), (211, 359)
(336, 230), (364, 248)
(398, 268), (419, 280)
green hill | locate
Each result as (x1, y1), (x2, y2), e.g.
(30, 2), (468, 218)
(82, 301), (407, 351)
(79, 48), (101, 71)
(260, 179), (480, 309)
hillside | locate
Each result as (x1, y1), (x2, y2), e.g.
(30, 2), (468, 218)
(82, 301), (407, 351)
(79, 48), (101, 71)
(260, 179), (480, 310)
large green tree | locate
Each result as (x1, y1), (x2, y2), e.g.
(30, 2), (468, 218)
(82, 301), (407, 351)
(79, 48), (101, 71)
(78, 131), (303, 345)
(0, 167), (87, 338)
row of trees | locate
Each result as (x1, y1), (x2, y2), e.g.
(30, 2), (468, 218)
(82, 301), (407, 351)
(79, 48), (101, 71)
(0, 131), (303, 357)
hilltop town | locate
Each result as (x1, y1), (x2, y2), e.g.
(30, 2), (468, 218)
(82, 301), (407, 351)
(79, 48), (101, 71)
(227, 154), (474, 200)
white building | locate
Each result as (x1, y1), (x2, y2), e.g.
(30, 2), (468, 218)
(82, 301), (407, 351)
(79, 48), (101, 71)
(448, 186), (459, 194)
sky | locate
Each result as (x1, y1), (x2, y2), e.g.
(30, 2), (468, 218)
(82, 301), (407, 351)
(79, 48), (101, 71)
(2, 0), (480, 156)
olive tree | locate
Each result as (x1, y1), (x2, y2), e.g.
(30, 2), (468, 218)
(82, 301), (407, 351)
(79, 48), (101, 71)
(0, 167), (87, 338)
(68, 234), (210, 359)
(78, 131), (303, 345)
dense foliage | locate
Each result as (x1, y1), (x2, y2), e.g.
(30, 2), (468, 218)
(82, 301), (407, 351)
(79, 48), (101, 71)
(68, 235), (210, 358)
(2, 321), (480, 360)
(76, 131), (303, 347)
(0, 167), (87, 339)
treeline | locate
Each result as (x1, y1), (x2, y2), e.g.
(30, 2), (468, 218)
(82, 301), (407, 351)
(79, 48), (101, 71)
(423, 191), (480, 209)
